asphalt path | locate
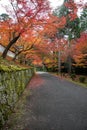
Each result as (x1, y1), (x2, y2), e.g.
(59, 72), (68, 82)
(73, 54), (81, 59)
(4, 72), (87, 130)
(24, 72), (87, 130)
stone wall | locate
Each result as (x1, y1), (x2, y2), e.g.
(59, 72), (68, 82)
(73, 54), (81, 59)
(0, 68), (34, 127)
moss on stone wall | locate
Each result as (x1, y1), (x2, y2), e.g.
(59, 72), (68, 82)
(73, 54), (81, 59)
(0, 68), (34, 128)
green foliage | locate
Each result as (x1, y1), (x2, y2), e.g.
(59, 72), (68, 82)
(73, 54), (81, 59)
(80, 8), (87, 32)
(53, 3), (69, 18)
(53, 0), (81, 40)
(0, 13), (10, 21)
(79, 76), (86, 83)
(70, 73), (76, 80)
(0, 56), (27, 72)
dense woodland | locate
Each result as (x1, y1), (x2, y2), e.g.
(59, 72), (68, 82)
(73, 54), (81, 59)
(0, 0), (87, 75)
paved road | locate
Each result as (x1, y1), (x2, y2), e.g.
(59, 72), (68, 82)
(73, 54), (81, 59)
(4, 72), (87, 130)
(24, 72), (87, 130)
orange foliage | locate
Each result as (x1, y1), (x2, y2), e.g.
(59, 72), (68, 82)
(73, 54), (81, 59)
(42, 14), (66, 38)
(65, 0), (78, 21)
(73, 33), (87, 67)
(0, 0), (50, 58)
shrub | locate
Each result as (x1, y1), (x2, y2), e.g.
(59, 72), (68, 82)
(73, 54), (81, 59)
(70, 73), (76, 80)
(79, 76), (86, 83)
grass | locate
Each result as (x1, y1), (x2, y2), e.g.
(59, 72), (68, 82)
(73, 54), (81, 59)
(66, 76), (87, 88)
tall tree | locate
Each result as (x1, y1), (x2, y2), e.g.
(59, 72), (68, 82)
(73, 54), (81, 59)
(53, 0), (80, 74)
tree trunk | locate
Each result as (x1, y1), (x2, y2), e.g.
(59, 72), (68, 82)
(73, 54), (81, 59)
(13, 51), (21, 61)
(68, 55), (72, 74)
(42, 63), (49, 71)
(68, 40), (72, 74)
(2, 34), (20, 58)
(58, 50), (61, 75)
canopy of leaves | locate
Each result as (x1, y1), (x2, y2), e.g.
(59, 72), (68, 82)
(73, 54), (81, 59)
(53, 0), (81, 40)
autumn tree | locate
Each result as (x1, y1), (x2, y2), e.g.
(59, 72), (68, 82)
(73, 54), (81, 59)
(25, 35), (50, 67)
(37, 13), (67, 72)
(12, 29), (38, 61)
(73, 32), (87, 68)
(0, 0), (50, 58)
